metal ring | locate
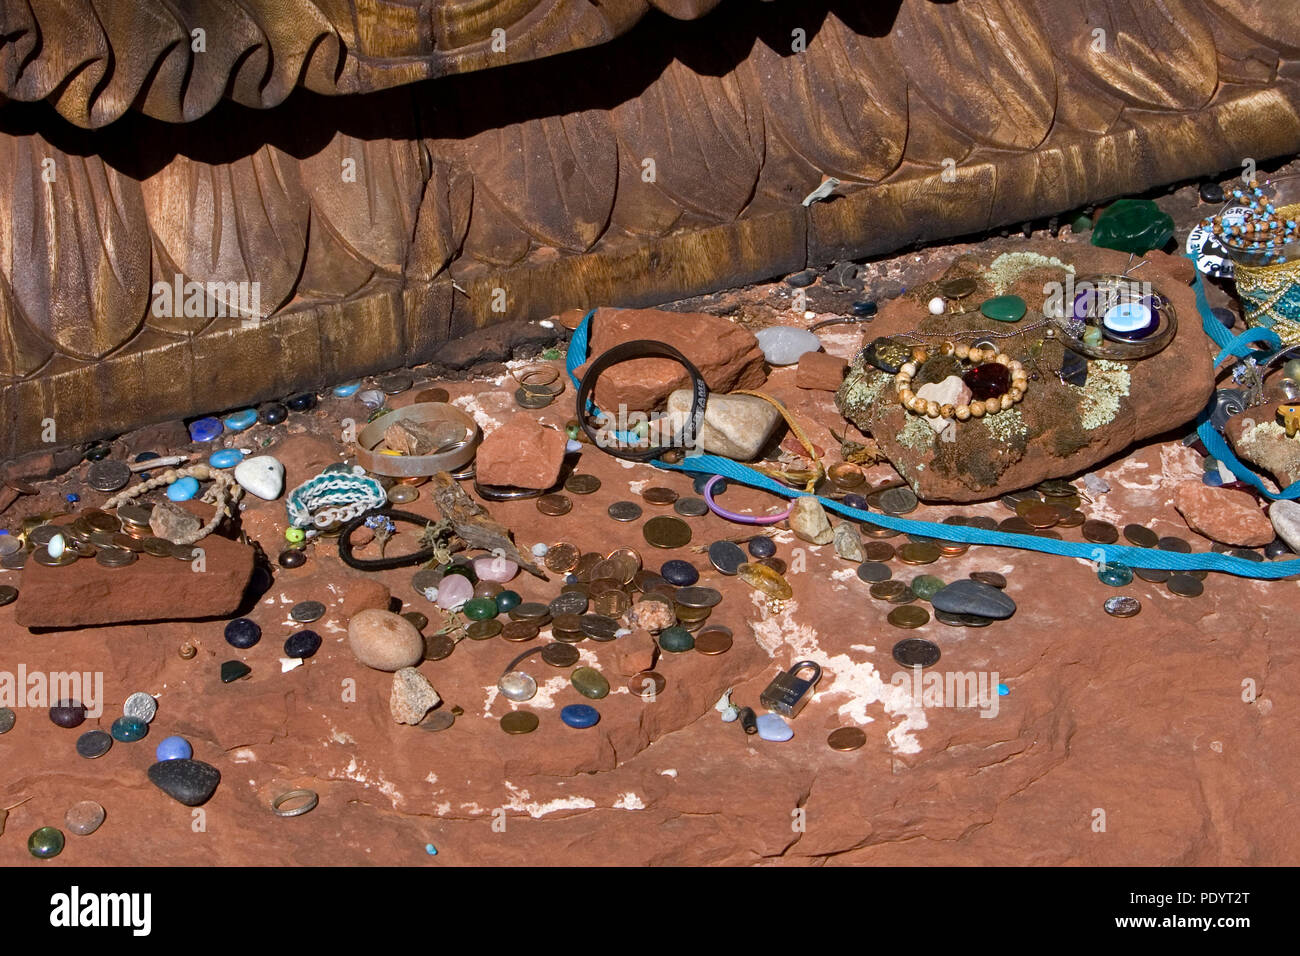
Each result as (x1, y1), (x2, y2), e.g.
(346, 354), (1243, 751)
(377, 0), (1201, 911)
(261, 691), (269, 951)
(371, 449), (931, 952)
(271, 789), (318, 817)
(512, 364), (563, 395)
(473, 480), (547, 501)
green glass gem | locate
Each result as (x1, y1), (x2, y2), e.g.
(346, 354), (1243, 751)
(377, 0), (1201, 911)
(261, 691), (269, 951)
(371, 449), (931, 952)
(658, 626), (695, 653)
(496, 590), (522, 614)
(1071, 213), (1093, 234)
(909, 575), (946, 601)
(570, 666), (610, 700)
(28, 826), (65, 859)
(979, 295), (1027, 323)
(441, 563), (478, 585)
(541, 348), (561, 361)
(110, 715), (148, 742)
(566, 424), (581, 440)
(1090, 198), (1175, 256)
(221, 660), (251, 683)
(1098, 564), (1134, 587)
(462, 597), (498, 621)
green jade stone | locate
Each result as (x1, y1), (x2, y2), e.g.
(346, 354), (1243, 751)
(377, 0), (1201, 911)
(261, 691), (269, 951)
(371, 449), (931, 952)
(980, 295), (1027, 323)
(658, 627), (695, 653)
(1098, 564), (1134, 587)
(462, 597), (498, 621)
(28, 826), (65, 859)
(570, 666), (610, 700)
(910, 575), (946, 601)
(495, 590), (522, 614)
(1091, 199), (1175, 256)
(221, 660), (251, 683)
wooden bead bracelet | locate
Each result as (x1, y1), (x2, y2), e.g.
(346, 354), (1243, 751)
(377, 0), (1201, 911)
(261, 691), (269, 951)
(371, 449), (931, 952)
(894, 341), (1028, 421)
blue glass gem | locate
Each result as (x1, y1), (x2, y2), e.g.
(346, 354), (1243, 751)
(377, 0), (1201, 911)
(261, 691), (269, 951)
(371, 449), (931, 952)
(660, 560), (699, 586)
(286, 393), (318, 412)
(223, 409), (258, 432)
(225, 618), (261, 649)
(166, 476), (200, 502)
(748, 536), (776, 558)
(156, 735), (193, 761)
(755, 714), (793, 742)
(65, 493), (79, 504)
(189, 417), (223, 442)
(208, 448), (244, 469)
(1202, 472), (1224, 487)
(1098, 564), (1134, 587)
(842, 493), (869, 511)
(852, 300), (878, 318)
(560, 704), (600, 729)
(284, 630), (322, 659)
(110, 715), (148, 742)
(998, 683), (1009, 697)
(425, 844), (438, 856)
(332, 383), (361, 398)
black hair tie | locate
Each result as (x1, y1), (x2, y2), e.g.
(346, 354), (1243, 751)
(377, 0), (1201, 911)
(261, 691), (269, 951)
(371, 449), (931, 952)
(338, 507), (441, 571)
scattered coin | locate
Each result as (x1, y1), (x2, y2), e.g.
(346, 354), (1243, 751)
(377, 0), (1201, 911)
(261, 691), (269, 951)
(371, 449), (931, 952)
(511, 602), (551, 622)
(549, 591), (589, 616)
(402, 611), (428, 631)
(123, 692), (158, 723)
(419, 710), (456, 733)
(1037, 479), (1076, 498)
(466, 620), (502, 641)
(997, 516), (1033, 535)
(1104, 596), (1142, 618)
(0, 537), (20, 557)
(1157, 536), (1191, 554)
(414, 387), (451, 404)
(0, 585), (17, 606)
(541, 643), (580, 667)
(892, 637), (941, 668)
(875, 487), (919, 516)
(827, 727), (867, 752)
(1134, 567), (1171, 583)
(378, 371), (414, 394)
(594, 590), (629, 618)
(423, 634), (456, 661)
(857, 561), (892, 583)
(579, 614), (620, 642)
(170, 542), (198, 561)
(290, 601), (326, 623)
(862, 541), (896, 562)
(1, 551), (28, 570)
(564, 474), (601, 495)
(969, 571), (1007, 589)
(500, 711), (539, 735)
(888, 605), (930, 628)
(1023, 504), (1060, 529)
(869, 580), (909, 601)
(633, 570), (667, 593)
(608, 501), (643, 522)
(966, 516), (998, 531)
(897, 542), (940, 565)
(544, 543), (580, 574)
(117, 504), (153, 528)
(1057, 510), (1086, 528)
(1167, 574), (1204, 597)
(141, 537), (174, 558)
(95, 549), (137, 568)
(644, 515), (692, 549)
(708, 540), (747, 575)
(537, 494), (572, 516)
(1123, 524), (1159, 548)
(675, 586), (722, 608)
(33, 548), (77, 567)
(605, 547), (642, 582)
(673, 497), (708, 517)
(629, 671), (666, 697)
(82, 510), (121, 533)
(642, 487), (679, 506)
(515, 389), (553, 409)
(76, 730), (114, 759)
(501, 622), (540, 643)
(87, 460), (131, 492)
(695, 630), (733, 655)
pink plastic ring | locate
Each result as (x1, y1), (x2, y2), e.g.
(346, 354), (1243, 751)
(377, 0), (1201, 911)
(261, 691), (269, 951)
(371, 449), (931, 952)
(703, 475), (795, 525)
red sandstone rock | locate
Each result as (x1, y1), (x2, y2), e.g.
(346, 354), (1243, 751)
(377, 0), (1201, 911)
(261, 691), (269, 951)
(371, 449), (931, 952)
(340, 576), (392, 621)
(796, 351), (847, 391)
(1175, 483), (1273, 547)
(556, 307), (588, 330)
(574, 306), (767, 411)
(476, 416), (568, 489)
(612, 630), (658, 677)
(14, 533), (255, 628)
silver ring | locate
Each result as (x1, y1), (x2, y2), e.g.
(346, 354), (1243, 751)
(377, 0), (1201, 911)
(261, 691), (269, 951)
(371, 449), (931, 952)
(271, 789), (318, 817)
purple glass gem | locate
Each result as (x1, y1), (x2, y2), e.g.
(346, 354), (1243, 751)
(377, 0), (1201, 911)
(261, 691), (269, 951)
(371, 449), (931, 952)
(963, 363), (1011, 401)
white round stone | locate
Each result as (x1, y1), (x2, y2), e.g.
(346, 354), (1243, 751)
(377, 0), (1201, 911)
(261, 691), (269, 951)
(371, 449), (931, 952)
(754, 326), (824, 366)
(47, 533), (65, 559)
(928, 296), (947, 315)
(234, 455), (285, 500)
(531, 543), (549, 556)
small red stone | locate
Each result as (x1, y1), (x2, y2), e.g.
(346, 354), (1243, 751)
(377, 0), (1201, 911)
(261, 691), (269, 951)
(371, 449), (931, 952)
(963, 364), (1010, 400)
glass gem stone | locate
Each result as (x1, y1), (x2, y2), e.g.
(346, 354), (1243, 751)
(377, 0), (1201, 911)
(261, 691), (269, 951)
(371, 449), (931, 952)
(156, 735), (193, 761)
(259, 402), (289, 425)
(1202, 472), (1224, 487)
(495, 590), (522, 614)
(223, 409), (258, 432)
(998, 683), (1010, 696)
(462, 597), (498, 621)
(560, 704), (600, 729)
(571, 666), (610, 700)
(1098, 564), (1134, 587)
(166, 476), (200, 502)
(435, 574), (474, 610)
(221, 660), (251, 683)
(909, 575), (945, 600)
(852, 300), (878, 317)
(84, 442), (111, 461)
(284, 630), (322, 659)
(332, 383), (361, 398)
(660, 560), (699, 586)
(28, 827), (65, 859)
(285, 393), (318, 412)
(473, 555), (517, 583)
(442, 562), (478, 584)
(658, 627), (695, 653)
(48, 533), (65, 559)
(498, 671), (537, 703)
(979, 295), (1027, 323)
(1083, 326), (1104, 348)
(225, 618), (261, 648)
(1090, 198), (1175, 256)
(50, 700), (87, 728)
(747, 536), (776, 558)
(756, 714), (794, 742)
(737, 562), (793, 600)
(110, 715), (148, 742)
(694, 474), (726, 495)
(962, 363), (1010, 401)
(842, 493), (868, 510)
(208, 449), (243, 469)
(278, 549), (306, 568)
(189, 417), (223, 442)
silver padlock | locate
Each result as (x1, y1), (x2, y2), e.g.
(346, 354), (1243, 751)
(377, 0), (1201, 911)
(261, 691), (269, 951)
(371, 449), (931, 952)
(759, 661), (822, 718)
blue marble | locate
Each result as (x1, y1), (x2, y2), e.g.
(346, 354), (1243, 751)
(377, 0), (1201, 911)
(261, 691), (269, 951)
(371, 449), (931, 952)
(660, 560), (699, 586)
(223, 409), (257, 432)
(224, 618), (261, 649)
(284, 630), (322, 659)
(560, 704), (600, 729)
(110, 715), (148, 743)
(332, 383), (361, 398)
(1098, 564), (1134, 587)
(747, 536), (776, 558)
(756, 713), (793, 742)
(166, 476), (200, 502)
(189, 417), (223, 442)
(208, 449), (244, 469)
(1202, 472), (1224, 487)
(156, 735), (193, 761)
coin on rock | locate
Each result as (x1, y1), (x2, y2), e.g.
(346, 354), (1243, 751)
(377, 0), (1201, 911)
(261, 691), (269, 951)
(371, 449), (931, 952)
(608, 501), (643, 522)
(675, 586), (722, 608)
(869, 580), (908, 601)
(96, 549), (136, 568)
(290, 600), (326, 623)
(500, 711), (539, 735)
(888, 605), (930, 629)
(467, 620), (502, 641)
(892, 637), (941, 668)
(423, 634), (456, 661)
(897, 543), (940, 565)
(644, 516), (692, 550)
(419, 710), (456, 733)
(564, 474), (602, 495)
(1104, 596), (1142, 618)
(876, 487), (919, 516)
(537, 494), (572, 516)
(541, 643), (580, 667)
(1167, 574), (1204, 597)
(673, 497), (708, 517)
(827, 727), (867, 752)
(863, 541), (896, 562)
(548, 591), (589, 616)
(87, 460), (130, 492)
(695, 630), (733, 655)
(857, 561), (892, 583)
(0, 585), (17, 606)
(629, 671), (666, 697)
(545, 543), (580, 574)
(1123, 524), (1159, 548)
(642, 487), (679, 506)
(1157, 536), (1191, 554)
(501, 622), (540, 643)
(969, 571), (1007, 589)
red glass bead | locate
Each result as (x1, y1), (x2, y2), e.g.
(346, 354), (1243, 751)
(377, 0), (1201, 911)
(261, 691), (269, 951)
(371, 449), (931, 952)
(963, 363), (1010, 401)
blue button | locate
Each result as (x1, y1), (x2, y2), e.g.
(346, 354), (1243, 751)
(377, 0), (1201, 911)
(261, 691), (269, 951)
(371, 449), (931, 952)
(208, 449), (244, 469)
(167, 476), (200, 502)
(189, 417), (223, 442)
(223, 409), (258, 432)
(561, 704), (600, 728)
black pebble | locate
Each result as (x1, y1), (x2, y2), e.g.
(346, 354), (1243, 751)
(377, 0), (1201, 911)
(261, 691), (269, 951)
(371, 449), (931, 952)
(147, 759), (221, 806)
(220, 660), (251, 683)
(851, 300), (878, 318)
(1265, 539), (1295, 560)
(50, 700), (87, 728)
(278, 549), (306, 569)
(258, 402), (289, 425)
(83, 443), (111, 462)
(285, 393), (318, 412)
(1210, 307), (1236, 330)
(224, 618), (261, 649)
(748, 536), (776, 558)
(693, 474), (725, 495)
(785, 269), (817, 288)
(1199, 182), (1226, 204)
(284, 630), (322, 659)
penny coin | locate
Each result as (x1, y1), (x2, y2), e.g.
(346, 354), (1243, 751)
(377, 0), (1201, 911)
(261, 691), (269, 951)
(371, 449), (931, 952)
(869, 580), (909, 601)
(587, 577), (623, 597)
(1000, 491), (1040, 512)
(1080, 519), (1119, 543)
(966, 516), (998, 531)
(897, 543), (940, 565)
(1104, 596), (1142, 618)
(515, 388), (553, 409)
(1015, 499), (1043, 519)
(608, 501), (643, 522)
(1226, 548), (1264, 563)
(594, 590), (629, 618)
(564, 474), (602, 495)
(551, 611), (582, 632)
(633, 570), (667, 593)
(117, 504), (153, 527)
(579, 614), (620, 641)
(629, 671), (667, 697)
(827, 727), (867, 752)
(997, 516), (1033, 534)
(0, 585), (17, 606)
(695, 630), (733, 655)
(708, 540), (747, 575)
(876, 487), (919, 516)
(1123, 524), (1159, 548)
(387, 484), (419, 504)
(541, 643), (580, 667)
(1057, 510), (1086, 528)
(423, 634), (456, 661)
(87, 460), (130, 492)
(414, 387), (451, 404)
(402, 611), (428, 631)
(544, 543), (580, 574)
(76, 730), (114, 759)
(605, 547), (642, 581)
(82, 510), (121, 533)
(1167, 574), (1204, 597)
(141, 537), (173, 558)
(642, 487), (679, 506)
(548, 591), (589, 616)
(501, 622), (540, 643)
(290, 601), (326, 623)
(857, 561), (892, 583)
(675, 586), (722, 608)
(1157, 536), (1191, 553)
(419, 710), (456, 733)
(467, 620), (502, 641)
(863, 541), (896, 562)
(939, 542), (970, 557)
(673, 497), (708, 517)
(969, 571), (1007, 589)
(573, 553), (602, 580)
(892, 637), (941, 668)
(888, 605), (930, 629)
(644, 516), (692, 550)
(170, 542), (198, 561)
(1023, 504), (1060, 529)
(500, 711), (539, 735)
(96, 549), (137, 568)
(537, 494), (572, 516)
(511, 602), (550, 620)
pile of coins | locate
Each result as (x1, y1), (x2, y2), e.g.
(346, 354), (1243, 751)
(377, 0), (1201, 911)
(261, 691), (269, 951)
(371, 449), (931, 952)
(7, 506), (199, 571)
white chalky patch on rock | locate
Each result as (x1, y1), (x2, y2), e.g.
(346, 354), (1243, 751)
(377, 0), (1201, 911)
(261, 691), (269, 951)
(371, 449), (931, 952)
(613, 793), (646, 810)
(231, 748), (257, 763)
(452, 394), (503, 436)
(831, 568), (857, 582)
(503, 783), (597, 817)
(660, 769), (677, 777)
(329, 757), (403, 805)
(329, 728), (355, 745)
(628, 479), (650, 494)
(426, 772), (438, 784)
(748, 596), (928, 754)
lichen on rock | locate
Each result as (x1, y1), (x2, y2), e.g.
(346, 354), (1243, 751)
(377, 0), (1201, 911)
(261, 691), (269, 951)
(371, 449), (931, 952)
(1072, 360), (1130, 430)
